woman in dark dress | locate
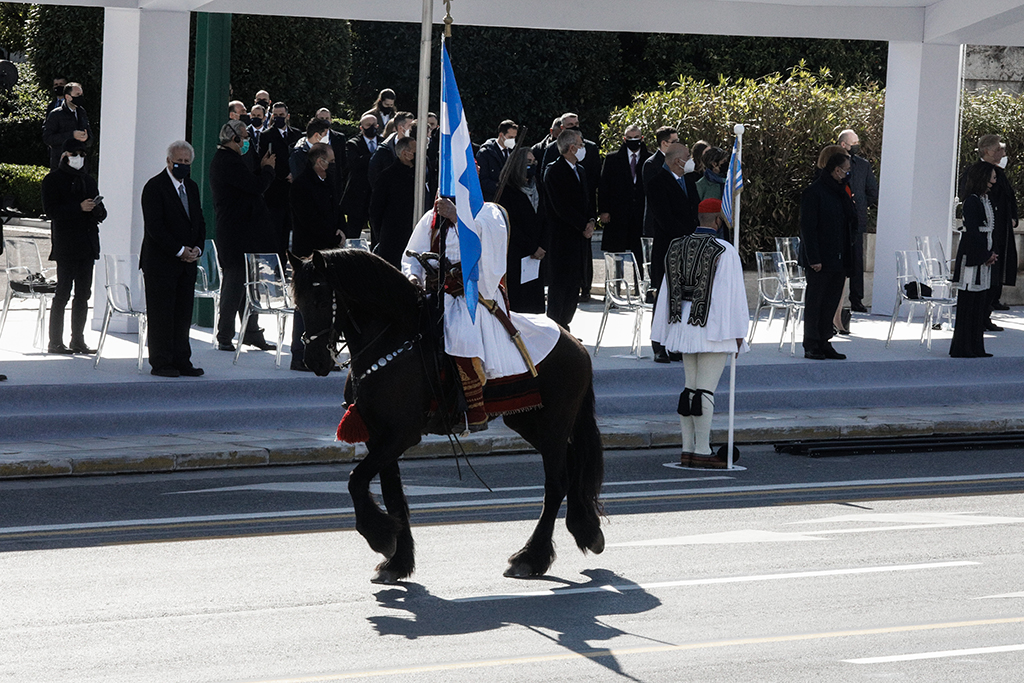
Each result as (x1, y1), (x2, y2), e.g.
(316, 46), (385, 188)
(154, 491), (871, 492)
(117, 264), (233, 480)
(495, 145), (546, 313)
(950, 162), (999, 358)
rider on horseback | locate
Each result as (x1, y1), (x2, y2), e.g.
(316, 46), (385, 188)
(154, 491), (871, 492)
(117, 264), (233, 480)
(402, 197), (559, 432)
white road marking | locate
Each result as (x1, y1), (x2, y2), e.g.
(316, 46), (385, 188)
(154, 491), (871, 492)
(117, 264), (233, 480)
(845, 643), (1024, 664)
(976, 592), (1024, 600)
(609, 529), (825, 546)
(451, 561), (979, 603)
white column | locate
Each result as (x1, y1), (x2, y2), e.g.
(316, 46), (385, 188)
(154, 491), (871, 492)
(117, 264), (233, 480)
(872, 41), (964, 315)
(93, 8), (191, 331)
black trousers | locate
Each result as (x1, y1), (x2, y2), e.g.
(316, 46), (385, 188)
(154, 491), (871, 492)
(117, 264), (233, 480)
(849, 231), (865, 305)
(803, 268), (846, 352)
(217, 263), (260, 345)
(143, 262), (197, 370)
(547, 243), (584, 331)
(49, 258), (94, 346)
(950, 288), (989, 358)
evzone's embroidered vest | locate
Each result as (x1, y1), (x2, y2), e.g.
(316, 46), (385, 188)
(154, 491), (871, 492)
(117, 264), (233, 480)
(666, 233), (726, 326)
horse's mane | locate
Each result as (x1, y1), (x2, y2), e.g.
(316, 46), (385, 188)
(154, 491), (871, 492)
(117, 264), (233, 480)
(320, 248), (421, 327)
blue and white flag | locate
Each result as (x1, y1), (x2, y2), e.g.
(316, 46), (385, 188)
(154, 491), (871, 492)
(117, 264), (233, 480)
(721, 137), (744, 227)
(440, 38), (485, 322)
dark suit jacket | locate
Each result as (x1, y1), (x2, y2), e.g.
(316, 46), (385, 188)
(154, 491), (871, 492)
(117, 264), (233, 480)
(991, 164), (1019, 285)
(369, 161), (416, 267)
(477, 138), (509, 201)
(140, 170), (206, 273)
(541, 138), (600, 216)
(646, 167), (698, 288)
(799, 176), (855, 273)
(341, 133), (382, 228)
(290, 165), (344, 258)
(598, 144), (650, 252)
(544, 157), (592, 260)
(43, 103), (92, 169)
(40, 163), (105, 262)
(848, 154), (879, 232)
(325, 129), (348, 194)
(641, 149), (666, 237)
(367, 133), (400, 188)
(209, 147), (277, 267)
(263, 125), (302, 180)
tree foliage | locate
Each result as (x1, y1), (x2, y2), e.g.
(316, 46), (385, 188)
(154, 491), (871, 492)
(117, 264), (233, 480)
(604, 66), (886, 262)
(24, 4), (104, 112)
(0, 2), (29, 55)
(959, 89), (1024, 201)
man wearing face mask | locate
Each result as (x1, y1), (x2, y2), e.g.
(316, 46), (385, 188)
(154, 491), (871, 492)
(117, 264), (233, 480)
(367, 111), (415, 191)
(43, 82), (92, 170)
(316, 107), (348, 194)
(599, 124), (650, 268)
(289, 118), (332, 179)
(263, 102), (301, 255)
(642, 126), (681, 239)
(544, 128), (595, 331)
(477, 120), (519, 201)
(837, 129), (878, 313)
(48, 77), (67, 114)
(290, 142), (345, 371)
(977, 134), (1019, 321)
(370, 136), (419, 268)
(40, 139), (106, 354)
(140, 141), (206, 377)
(341, 114), (383, 240)
(363, 88), (397, 130)
(253, 90), (272, 112)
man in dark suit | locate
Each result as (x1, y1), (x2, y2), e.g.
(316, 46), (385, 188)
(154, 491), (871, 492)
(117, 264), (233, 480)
(978, 134), (1019, 325)
(367, 111), (414, 190)
(477, 119), (518, 201)
(642, 126), (680, 238)
(263, 102), (302, 255)
(646, 143), (699, 362)
(43, 82), (91, 170)
(289, 142), (345, 371)
(599, 124), (650, 268)
(209, 120), (279, 352)
(370, 137), (418, 268)
(289, 118), (332, 180)
(838, 129), (878, 313)
(140, 141), (207, 377)
(316, 107), (349, 198)
(532, 117), (562, 174)
(341, 114), (382, 240)
(544, 128), (595, 331)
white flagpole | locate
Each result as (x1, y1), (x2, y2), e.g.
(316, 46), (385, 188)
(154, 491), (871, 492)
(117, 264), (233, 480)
(727, 123), (744, 469)
(413, 0), (434, 226)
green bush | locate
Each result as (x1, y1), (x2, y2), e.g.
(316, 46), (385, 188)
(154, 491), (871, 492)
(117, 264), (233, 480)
(24, 5), (104, 112)
(603, 66), (885, 262)
(0, 61), (50, 166)
(0, 162), (48, 216)
(959, 89), (1024, 201)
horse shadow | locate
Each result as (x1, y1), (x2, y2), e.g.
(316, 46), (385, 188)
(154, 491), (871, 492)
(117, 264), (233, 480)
(369, 568), (663, 680)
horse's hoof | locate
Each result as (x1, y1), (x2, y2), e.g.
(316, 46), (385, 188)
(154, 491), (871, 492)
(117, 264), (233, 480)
(589, 529), (605, 555)
(504, 562), (537, 578)
(371, 568), (403, 585)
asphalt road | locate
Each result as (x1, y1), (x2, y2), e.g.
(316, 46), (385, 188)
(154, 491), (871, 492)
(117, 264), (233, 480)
(2, 446), (1024, 682)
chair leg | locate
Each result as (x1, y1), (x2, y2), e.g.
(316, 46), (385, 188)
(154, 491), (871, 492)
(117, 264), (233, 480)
(749, 304), (762, 343)
(34, 296), (48, 350)
(137, 313), (148, 372)
(885, 298), (901, 348)
(234, 305), (252, 365)
(778, 308), (792, 351)
(790, 307), (803, 357)
(593, 298), (612, 356)
(93, 304), (113, 369)
(211, 293), (220, 348)
(274, 312), (286, 369)
(0, 288), (12, 342)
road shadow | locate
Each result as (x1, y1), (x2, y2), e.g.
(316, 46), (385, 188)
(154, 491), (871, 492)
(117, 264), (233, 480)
(370, 568), (663, 680)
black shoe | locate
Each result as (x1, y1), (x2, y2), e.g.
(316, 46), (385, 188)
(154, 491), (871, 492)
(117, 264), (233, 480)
(993, 301), (1010, 311)
(804, 350), (826, 360)
(980, 352), (994, 357)
(985, 322), (1004, 332)
(668, 352), (683, 362)
(578, 293), (593, 303)
(823, 346), (847, 360)
(654, 349), (671, 364)
(290, 359), (313, 372)
(851, 302), (868, 313)
(217, 342), (235, 352)
(48, 343), (74, 355)
(244, 336), (277, 351)
(178, 365), (204, 377)
(69, 340), (96, 354)
(0, 374), (7, 381)
(151, 366), (180, 377)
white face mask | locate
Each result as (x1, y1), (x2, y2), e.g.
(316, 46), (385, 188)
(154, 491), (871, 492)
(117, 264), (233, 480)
(503, 137), (516, 150)
(66, 155), (84, 170)
(684, 158), (696, 174)
(574, 146), (587, 163)
(998, 156), (1009, 169)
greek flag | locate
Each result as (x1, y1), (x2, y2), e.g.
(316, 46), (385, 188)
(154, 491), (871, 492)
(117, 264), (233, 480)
(721, 137), (743, 226)
(440, 39), (484, 322)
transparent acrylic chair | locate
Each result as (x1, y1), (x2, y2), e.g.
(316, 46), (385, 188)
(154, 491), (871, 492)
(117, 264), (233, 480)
(915, 235), (955, 327)
(194, 239), (221, 347)
(886, 250), (957, 351)
(234, 252), (294, 368)
(346, 238), (370, 251)
(94, 254), (148, 372)
(749, 251), (789, 344)
(1, 237), (57, 349)
(774, 235), (806, 295)
(594, 251), (647, 358)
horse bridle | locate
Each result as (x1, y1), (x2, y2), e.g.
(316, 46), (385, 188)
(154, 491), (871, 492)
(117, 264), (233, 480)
(300, 284), (347, 365)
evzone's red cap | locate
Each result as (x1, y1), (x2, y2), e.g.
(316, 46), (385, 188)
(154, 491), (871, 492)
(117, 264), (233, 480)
(698, 198), (722, 214)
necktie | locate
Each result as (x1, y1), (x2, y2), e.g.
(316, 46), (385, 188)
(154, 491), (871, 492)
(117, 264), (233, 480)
(630, 153), (637, 181)
(178, 183), (190, 219)
(676, 176), (688, 197)
(369, 139), (376, 154)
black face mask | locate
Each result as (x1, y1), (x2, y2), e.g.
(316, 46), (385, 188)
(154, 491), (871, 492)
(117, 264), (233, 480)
(71, 95), (85, 107)
(526, 165), (536, 180)
(849, 144), (861, 156)
(54, 86), (65, 97)
(171, 163), (191, 180)
(363, 126), (377, 139)
(251, 117), (264, 129)
(256, 99), (271, 109)
(625, 139), (643, 152)
(273, 116), (286, 129)
(240, 114), (251, 125)
(380, 106), (394, 115)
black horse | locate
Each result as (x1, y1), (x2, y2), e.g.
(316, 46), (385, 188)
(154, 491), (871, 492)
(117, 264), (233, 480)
(289, 249), (605, 583)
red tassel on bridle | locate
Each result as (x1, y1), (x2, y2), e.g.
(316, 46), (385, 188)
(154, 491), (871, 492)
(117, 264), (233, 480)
(336, 403), (369, 443)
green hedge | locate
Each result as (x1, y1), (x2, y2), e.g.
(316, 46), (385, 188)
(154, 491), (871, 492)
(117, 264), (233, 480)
(0, 163), (48, 217)
(603, 66), (885, 262)
(960, 89), (1024, 200)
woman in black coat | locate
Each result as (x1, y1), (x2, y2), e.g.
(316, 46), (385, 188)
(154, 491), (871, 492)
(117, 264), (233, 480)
(40, 139), (106, 354)
(798, 151), (855, 360)
(496, 146), (547, 314)
(950, 162), (999, 358)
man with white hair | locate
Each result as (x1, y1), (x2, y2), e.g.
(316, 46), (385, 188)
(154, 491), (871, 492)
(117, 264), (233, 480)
(837, 128), (877, 313)
(977, 133), (1019, 321)
(140, 141), (207, 377)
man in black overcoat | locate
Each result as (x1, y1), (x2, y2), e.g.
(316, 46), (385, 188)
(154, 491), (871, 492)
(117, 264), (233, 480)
(40, 138), (105, 354)
(477, 119), (518, 201)
(978, 134), (1019, 325)
(543, 129), (595, 331)
(42, 82), (92, 170)
(263, 102), (302, 255)
(641, 126), (680, 239)
(341, 114), (383, 240)
(838, 129), (878, 312)
(140, 141), (206, 377)
(209, 120), (279, 352)
(599, 124), (650, 267)
(370, 137), (418, 268)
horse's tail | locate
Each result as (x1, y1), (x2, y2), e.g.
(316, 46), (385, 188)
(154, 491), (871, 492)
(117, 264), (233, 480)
(566, 379), (605, 553)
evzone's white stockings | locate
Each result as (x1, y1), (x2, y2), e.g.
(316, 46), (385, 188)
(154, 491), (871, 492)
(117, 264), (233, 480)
(678, 352), (729, 456)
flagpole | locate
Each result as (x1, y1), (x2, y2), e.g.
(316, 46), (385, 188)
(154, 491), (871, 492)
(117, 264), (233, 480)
(413, 0), (434, 226)
(727, 123), (744, 470)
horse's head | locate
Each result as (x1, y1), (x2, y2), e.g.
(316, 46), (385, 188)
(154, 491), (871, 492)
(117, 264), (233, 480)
(289, 250), (343, 376)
